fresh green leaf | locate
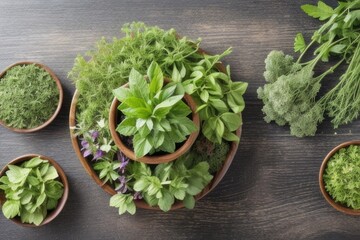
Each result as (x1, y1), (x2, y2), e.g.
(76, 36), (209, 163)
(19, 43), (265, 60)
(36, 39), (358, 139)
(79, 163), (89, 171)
(148, 61), (164, 95)
(2, 200), (20, 219)
(117, 118), (137, 136)
(6, 165), (31, 184)
(183, 194), (195, 209)
(294, 33), (306, 53)
(23, 157), (45, 168)
(301, 1), (335, 20)
(220, 113), (241, 131)
(113, 87), (131, 102)
(43, 166), (59, 182)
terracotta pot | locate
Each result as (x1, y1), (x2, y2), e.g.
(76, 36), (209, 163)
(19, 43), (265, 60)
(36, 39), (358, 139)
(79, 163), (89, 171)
(0, 154), (69, 226)
(69, 90), (242, 210)
(319, 140), (360, 215)
(109, 81), (200, 164)
(0, 62), (63, 133)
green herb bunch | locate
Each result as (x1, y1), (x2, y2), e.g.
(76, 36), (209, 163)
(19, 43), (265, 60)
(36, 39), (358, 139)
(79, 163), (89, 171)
(113, 62), (197, 158)
(0, 157), (64, 225)
(323, 145), (360, 209)
(69, 22), (246, 144)
(69, 22), (200, 134)
(110, 155), (213, 214)
(181, 50), (247, 143)
(257, 1), (360, 137)
(0, 64), (59, 129)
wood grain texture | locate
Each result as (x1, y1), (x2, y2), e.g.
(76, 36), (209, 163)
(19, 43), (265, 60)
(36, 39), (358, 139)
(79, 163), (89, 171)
(0, 0), (359, 239)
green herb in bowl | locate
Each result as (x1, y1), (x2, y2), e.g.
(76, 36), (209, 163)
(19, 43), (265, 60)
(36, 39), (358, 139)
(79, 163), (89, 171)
(0, 155), (68, 226)
(0, 62), (62, 132)
(320, 141), (360, 215)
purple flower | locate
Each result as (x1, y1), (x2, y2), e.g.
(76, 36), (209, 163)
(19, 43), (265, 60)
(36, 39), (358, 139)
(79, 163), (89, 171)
(93, 149), (104, 160)
(133, 191), (143, 200)
(90, 130), (99, 141)
(83, 149), (92, 158)
(115, 176), (128, 193)
(81, 140), (90, 150)
(117, 151), (129, 174)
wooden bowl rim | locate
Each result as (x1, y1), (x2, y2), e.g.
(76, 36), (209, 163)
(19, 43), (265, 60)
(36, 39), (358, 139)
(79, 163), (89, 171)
(0, 61), (63, 133)
(109, 81), (200, 164)
(0, 154), (69, 227)
(69, 89), (241, 210)
(319, 140), (360, 215)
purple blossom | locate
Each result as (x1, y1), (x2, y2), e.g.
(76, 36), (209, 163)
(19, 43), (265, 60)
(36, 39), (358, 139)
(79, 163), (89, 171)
(83, 149), (92, 158)
(90, 130), (99, 141)
(115, 176), (128, 193)
(93, 149), (104, 160)
(117, 151), (129, 174)
(133, 191), (143, 200)
(81, 140), (90, 150)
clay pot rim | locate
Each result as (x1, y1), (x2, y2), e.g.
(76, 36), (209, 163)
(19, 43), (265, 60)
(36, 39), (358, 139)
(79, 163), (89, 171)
(319, 140), (360, 215)
(109, 80), (200, 164)
(0, 154), (69, 227)
(0, 61), (63, 133)
(69, 90), (242, 210)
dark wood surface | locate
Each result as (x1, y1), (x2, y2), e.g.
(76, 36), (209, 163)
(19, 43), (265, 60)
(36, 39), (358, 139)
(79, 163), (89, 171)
(0, 0), (359, 239)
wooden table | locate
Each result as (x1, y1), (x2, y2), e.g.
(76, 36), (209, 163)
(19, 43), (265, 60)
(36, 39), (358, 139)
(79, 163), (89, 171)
(0, 0), (359, 239)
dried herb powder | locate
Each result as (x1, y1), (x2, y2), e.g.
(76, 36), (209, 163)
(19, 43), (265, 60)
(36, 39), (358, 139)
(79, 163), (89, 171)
(0, 64), (59, 129)
(323, 145), (360, 209)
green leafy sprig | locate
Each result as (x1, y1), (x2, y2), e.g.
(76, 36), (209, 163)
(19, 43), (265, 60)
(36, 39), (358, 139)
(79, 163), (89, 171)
(113, 62), (197, 158)
(110, 154), (213, 214)
(258, 1), (360, 137)
(0, 157), (64, 226)
(323, 145), (360, 209)
(0, 64), (59, 129)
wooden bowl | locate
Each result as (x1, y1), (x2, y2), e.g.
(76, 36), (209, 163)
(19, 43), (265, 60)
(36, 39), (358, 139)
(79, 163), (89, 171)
(0, 154), (69, 226)
(319, 140), (360, 215)
(0, 62), (63, 133)
(69, 90), (241, 210)
(109, 82), (200, 164)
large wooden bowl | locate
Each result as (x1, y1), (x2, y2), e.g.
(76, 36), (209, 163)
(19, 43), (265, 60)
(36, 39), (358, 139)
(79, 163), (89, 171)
(0, 61), (63, 133)
(0, 154), (69, 226)
(69, 90), (241, 210)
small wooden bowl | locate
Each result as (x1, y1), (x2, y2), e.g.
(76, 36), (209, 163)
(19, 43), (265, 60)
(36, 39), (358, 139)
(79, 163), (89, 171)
(319, 140), (360, 215)
(109, 82), (200, 164)
(0, 154), (69, 227)
(69, 90), (241, 210)
(0, 62), (63, 133)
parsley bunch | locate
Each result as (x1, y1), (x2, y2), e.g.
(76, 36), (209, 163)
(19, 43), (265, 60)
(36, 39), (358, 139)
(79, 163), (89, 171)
(0, 64), (59, 129)
(324, 145), (360, 209)
(258, 1), (360, 137)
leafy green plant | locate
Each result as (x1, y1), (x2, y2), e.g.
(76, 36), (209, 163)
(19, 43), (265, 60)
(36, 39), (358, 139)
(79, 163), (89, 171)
(0, 64), (59, 129)
(110, 154), (213, 214)
(257, 1), (360, 137)
(323, 145), (360, 209)
(113, 62), (197, 158)
(0, 157), (64, 225)
(69, 22), (246, 214)
(181, 50), (247, 143)
(69, 22), (247, 144)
